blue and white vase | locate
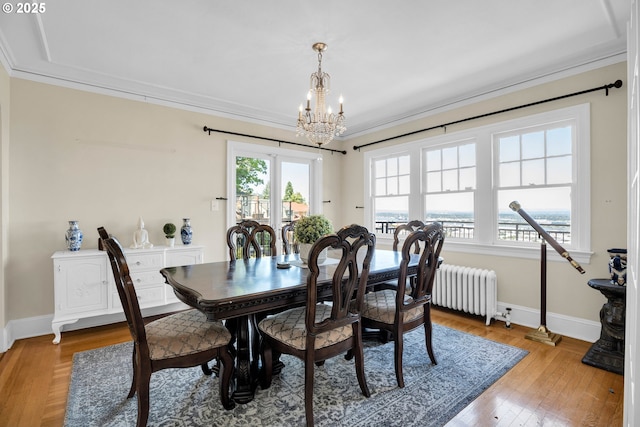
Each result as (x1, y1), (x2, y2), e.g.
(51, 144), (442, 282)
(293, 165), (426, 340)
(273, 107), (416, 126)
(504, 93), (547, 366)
(65, 220), (83, 251)
(181, 218), (192, 245)
(608, 248), (627, 286)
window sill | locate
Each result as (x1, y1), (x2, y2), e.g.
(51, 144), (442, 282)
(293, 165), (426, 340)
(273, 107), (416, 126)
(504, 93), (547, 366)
(442, 240), (593, 265)
(374, 233), (592, 264)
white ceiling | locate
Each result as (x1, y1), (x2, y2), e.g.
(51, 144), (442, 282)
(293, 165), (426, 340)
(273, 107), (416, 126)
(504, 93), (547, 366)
(0, 0), (630, 138)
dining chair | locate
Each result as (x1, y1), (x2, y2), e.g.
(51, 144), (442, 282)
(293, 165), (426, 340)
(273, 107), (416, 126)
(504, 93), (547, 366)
(282, 221), (299, 255)
(258, 224), (375, 427)
(376, 220), (426, 296)
(227, 220), (277, 260)
(226, 224), (251, 261)
(359, 222), (445, 388)
(98, 227), (235, 427)
(242, 219), (277, 257)
(392, 220), (426, 252)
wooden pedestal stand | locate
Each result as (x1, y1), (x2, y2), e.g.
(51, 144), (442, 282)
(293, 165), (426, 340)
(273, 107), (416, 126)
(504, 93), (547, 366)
(525, 240), (562, 346)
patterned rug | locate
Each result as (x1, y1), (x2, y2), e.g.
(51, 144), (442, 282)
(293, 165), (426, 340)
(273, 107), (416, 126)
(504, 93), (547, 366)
(64, 324), (527, 427)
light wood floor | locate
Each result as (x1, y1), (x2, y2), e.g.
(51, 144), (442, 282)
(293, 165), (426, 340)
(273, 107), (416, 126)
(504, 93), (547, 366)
(0, 308), (624, 427)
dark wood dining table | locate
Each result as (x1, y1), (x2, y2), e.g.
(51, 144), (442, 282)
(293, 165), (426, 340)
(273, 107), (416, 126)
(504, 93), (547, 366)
(160, 249), (417, 404)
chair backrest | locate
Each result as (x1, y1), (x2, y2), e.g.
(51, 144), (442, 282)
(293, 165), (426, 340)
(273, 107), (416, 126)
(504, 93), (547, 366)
(396, 222), (445, 313)
(226, 224), (251, 261)
(305, 224), (375, 337)
(392, 220), (426, 252)
(281, 221), (299, 255)
(244, 220), (277, 257)
(98, 227), (149, 349)
(227, 220), (277, 260)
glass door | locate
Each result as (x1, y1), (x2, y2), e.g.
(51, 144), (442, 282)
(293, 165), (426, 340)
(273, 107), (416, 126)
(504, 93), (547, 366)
(234, 155), (272, 224)
(281, 160), (310, 224)
(227, 141), (322, 254)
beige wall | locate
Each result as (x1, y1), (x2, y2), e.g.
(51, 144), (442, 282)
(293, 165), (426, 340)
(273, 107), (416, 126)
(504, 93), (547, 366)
(7, 79), (343, 320)
(4, 61), (627, 325)
(346, 62), (628, 322)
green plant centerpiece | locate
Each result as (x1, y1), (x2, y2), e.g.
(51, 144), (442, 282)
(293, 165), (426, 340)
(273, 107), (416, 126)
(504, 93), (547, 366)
(163, 223), (177, 247)
(294, 214), (333, 263)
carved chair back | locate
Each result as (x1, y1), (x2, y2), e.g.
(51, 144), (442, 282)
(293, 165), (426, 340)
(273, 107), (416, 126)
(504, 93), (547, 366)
(392, 220), (426, 252)
(396, 222), (445, 309)
(305, 224), (376, 335)
(99, 228), (149, 348)
(226, 220), (277, 260)
(281, 221), (299, 255)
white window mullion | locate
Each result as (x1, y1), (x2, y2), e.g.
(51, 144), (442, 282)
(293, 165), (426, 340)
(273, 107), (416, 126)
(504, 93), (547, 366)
(409, 146), (422, 220)
(475, 130), (494, 243)
(271, 154), (282, 230)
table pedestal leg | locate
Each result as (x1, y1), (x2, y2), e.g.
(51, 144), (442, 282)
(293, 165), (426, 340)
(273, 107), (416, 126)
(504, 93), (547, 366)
(223, 314), (286, 403)
(229, 315), (258, 404)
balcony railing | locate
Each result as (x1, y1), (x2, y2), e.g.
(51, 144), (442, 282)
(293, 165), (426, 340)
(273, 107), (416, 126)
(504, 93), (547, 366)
(375, 219), (571, 244)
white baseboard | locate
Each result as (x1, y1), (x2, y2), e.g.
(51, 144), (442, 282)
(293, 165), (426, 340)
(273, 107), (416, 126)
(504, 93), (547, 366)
(1, 300), (601, 354)
(494, 302), (600, 343)
(0, 302), (189, 352)
(1, 325), (9, 353)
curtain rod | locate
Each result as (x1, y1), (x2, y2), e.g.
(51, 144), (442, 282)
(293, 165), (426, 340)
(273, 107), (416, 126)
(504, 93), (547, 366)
(202, 126), (348, 155)
(353, 79), (623, 151)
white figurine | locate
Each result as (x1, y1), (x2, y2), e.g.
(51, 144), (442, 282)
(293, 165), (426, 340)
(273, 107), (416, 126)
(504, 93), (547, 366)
(131, 216), (153, 249)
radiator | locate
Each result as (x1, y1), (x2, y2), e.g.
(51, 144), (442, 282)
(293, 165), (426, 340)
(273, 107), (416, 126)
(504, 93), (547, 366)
(432, 264), (497, 325)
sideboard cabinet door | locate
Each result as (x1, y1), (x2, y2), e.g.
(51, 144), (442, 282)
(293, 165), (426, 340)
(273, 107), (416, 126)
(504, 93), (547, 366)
(51, 250), (109, 343)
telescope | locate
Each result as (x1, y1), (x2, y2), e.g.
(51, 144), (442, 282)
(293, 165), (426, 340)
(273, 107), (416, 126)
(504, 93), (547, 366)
(509, 201), (584, 274)
(509, 201), (585, 346)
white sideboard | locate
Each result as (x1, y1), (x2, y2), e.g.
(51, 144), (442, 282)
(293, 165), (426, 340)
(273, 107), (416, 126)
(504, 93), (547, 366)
(51, 245), (204, 343)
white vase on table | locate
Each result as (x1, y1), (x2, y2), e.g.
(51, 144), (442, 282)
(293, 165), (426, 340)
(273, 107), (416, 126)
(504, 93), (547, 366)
(298, 243), (326, 264)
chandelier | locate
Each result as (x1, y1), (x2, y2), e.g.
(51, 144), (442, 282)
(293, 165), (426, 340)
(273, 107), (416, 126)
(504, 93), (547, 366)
(296, 42), (346, 147)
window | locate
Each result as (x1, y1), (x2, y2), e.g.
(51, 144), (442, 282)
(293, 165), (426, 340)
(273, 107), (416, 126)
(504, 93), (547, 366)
(364, 104), (591, 263)
(227, 141), (322, 246)
(281, 161), (311, 223)
(372, 154), (411, 234)
(424, 141), (476, 239)
(495, 123), (573, 245)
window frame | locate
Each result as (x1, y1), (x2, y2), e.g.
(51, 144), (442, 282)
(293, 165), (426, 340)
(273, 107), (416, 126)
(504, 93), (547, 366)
(227, 140), (323, 233)
(363, 104), (592, 264)
(370, 153), (413, 233)
(423, 137), (478, 241)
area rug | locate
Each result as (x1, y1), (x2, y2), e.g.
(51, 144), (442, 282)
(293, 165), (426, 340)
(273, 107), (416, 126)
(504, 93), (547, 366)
(64, 324), (527, 427)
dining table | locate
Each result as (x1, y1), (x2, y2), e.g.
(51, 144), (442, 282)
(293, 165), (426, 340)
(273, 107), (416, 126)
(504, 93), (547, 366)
(160, 249), (418, 404)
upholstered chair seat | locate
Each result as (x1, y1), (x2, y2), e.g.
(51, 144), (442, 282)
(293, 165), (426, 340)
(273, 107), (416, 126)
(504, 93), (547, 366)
(145, 310), (232, 360)
(360, 289), (424, 325)
(258, 304), (353, 351)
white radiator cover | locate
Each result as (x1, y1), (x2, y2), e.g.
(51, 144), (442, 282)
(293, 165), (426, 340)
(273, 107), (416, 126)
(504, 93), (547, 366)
(432, 264), (497, 325)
